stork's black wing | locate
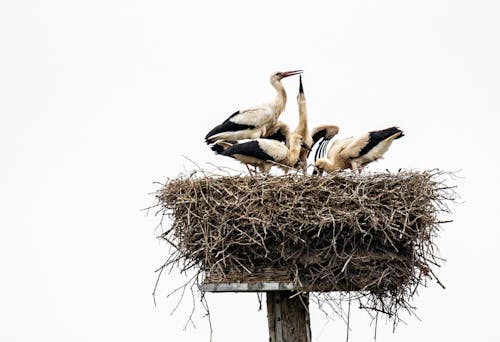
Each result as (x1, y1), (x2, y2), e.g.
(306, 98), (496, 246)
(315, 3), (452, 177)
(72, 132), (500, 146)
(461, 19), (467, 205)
(221, 140), (274, 161)
(265, 128), (288, 144)
(205, 111), (255, 143)
(357, 127), (404, 158)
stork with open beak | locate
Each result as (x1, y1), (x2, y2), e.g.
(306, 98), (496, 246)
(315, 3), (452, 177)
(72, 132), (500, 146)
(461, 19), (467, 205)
(205, 70), (303, 144)
(314, 127), (404, 174)
(214, 133), (309, 174)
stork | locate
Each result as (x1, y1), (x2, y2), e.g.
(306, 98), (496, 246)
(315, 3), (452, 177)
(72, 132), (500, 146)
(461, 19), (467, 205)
(294, 75), (339, 169)
(266, 75), (339, 170)
(214, 133), (309, 174)
(205, 70), (303, 144)
(314, 127), (404, 173)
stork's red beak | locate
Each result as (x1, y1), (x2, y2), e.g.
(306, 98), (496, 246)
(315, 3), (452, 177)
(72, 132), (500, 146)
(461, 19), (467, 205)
(281, 70), (303, 78)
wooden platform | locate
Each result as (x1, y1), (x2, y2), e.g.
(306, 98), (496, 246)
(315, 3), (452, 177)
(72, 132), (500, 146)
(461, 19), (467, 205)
(202, 281), (295, 292)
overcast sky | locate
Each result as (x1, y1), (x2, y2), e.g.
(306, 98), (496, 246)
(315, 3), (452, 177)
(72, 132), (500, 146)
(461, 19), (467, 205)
(1, 1), (499, 341)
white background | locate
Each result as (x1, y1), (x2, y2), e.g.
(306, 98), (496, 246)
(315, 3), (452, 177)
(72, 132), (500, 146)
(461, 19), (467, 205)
(1, 1), (499, 341)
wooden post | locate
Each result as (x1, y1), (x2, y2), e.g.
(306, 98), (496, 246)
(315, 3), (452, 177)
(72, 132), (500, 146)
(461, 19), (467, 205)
(266, 291), (311, 342)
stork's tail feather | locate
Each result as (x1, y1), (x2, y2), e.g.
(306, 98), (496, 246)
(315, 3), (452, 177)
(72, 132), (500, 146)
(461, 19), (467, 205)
(205, 133), (215, 145)
(210, 143), (225, 154)
(210, 140), (236, 154)
(374, 126), (404, 140)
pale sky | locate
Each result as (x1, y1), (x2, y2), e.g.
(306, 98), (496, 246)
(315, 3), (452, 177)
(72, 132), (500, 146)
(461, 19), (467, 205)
(1, 1), (499, 341)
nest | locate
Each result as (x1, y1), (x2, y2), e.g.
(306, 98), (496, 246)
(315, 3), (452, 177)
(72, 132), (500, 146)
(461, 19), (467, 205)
(157, 169), (454, 317)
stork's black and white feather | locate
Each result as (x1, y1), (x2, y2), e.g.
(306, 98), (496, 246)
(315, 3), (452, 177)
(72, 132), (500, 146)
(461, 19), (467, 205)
(310, 125), (340, 161)
(214, 134), (308, 173)
(354, 127), (404, 158)
(205, 70), (303, 144)
(265, 121), (290, 144)
(210, 140), (235, 154)
(314, 126), (404, 173)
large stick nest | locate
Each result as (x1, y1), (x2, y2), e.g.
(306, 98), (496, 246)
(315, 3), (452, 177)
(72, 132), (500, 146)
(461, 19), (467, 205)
(157, 169), (455, 317)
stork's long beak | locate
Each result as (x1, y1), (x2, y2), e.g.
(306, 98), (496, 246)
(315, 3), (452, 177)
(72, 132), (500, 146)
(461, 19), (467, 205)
(299, 75), (304, 94)
(301, 142), (311, 151)
(281, 70), (303, 78)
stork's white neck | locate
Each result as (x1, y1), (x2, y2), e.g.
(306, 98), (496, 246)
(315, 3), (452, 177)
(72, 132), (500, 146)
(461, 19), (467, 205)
(271, 79), (287, 117)
(295, 96), (308, 136)
(286, 137), (303, 166)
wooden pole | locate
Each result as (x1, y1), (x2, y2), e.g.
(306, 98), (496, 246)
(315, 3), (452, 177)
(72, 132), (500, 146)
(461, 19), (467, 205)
(266, 291), (311, 342)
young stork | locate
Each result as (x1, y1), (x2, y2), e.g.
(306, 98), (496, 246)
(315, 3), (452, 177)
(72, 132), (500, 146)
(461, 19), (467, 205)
(205, 70), (303, 144)
(314, 127), (404, 173)
(266, 75), (339, 170)
(294, 75), (339, 170)
(215, 133), (309, 174)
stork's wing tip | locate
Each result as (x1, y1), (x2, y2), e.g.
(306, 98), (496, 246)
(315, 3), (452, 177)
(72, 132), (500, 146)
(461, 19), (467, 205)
(210, 143), (224, 154)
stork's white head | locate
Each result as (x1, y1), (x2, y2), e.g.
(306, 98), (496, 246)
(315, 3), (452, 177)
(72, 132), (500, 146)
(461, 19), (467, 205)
(270, 70), (303, 83)
(314, 158), (334, 175)
(289, 133), (310, 150)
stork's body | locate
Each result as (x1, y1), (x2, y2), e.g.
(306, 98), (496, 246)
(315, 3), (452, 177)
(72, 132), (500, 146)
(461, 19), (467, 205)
(315, 127), (404, 173)
(216, 134), (307, 173)
(205, 70), (302, 144)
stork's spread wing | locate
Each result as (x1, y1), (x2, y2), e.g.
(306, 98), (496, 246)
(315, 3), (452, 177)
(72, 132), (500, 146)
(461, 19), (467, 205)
(310, 125), (340, 159)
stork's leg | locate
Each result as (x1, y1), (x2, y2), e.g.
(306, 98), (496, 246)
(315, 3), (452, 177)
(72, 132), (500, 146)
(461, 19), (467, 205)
(352, 162), (364, 174)
(245, 164), (256, 178)
(260, 164), (272, 174)
(301, 163), (308, 174)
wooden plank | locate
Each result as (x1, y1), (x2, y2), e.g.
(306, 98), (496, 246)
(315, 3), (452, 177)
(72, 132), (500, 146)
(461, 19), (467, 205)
(202, 281), (295, 292)
(267, 291), (311, 342)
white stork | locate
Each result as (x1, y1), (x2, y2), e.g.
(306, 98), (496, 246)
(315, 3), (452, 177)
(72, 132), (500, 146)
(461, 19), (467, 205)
(205, 70), (303, 144)
(214, 133), (309, 174)
(314, 127), (404, 173)
(266, 75), (339, 170)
